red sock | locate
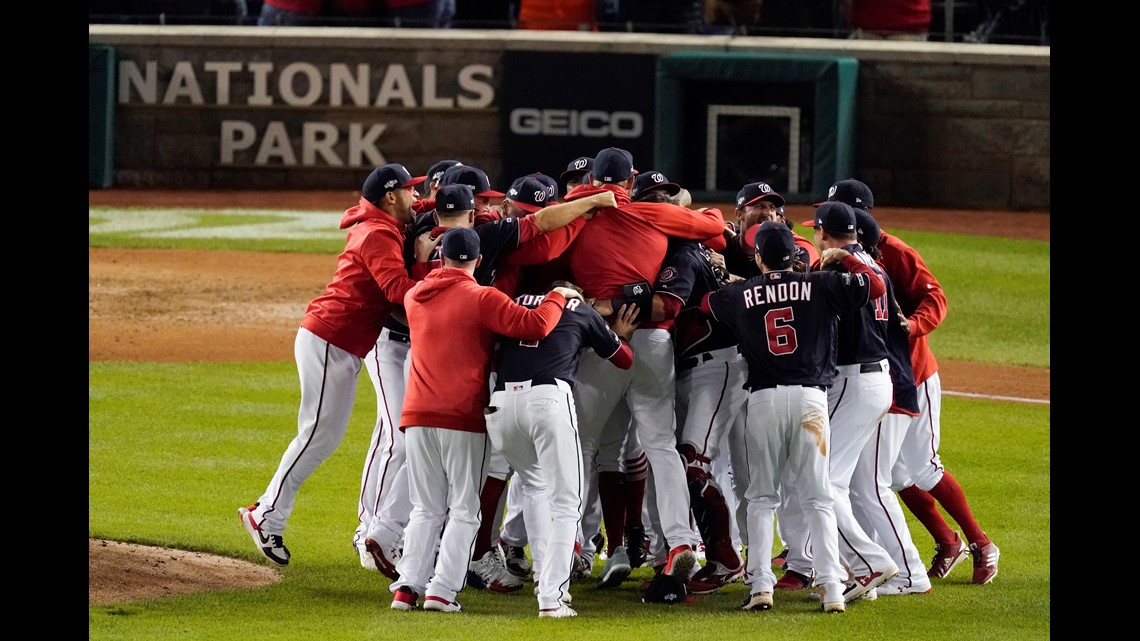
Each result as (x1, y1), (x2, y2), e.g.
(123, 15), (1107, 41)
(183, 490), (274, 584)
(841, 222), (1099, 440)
(473, 476), (508, 560)
(926, 471), (988, 546)
(598, 471), (625, 555)
(624, 454), (648, 528)
(898, 485), (955, 544)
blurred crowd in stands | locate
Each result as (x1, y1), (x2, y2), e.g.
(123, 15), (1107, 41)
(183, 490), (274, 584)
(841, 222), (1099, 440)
(88, 1), (1049, 46)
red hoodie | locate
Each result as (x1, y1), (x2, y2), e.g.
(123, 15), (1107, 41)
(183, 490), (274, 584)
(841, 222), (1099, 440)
(561, 184), (727, 300)
(300, 197), (420, 358)
(400, 267), (567, 433)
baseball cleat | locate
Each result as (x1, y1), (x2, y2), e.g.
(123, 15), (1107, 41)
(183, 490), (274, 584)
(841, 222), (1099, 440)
(663, 545), (697, 579)
(842, 564), (899, 602)
(423, 595), (462, 612)
(238, 504), (290, 566)
(740, 591), (774, 611)
(496, 538), (531, 579)
(927, 532), (970, 579)
(875, 577), (933, 596)
(570, 548), (593, 582)
(390, 586), (418, 611)
(364, 536), (401, 580)
(597, 546), (632, 589)
(354, 533), (378, 571)
(625, 524), (649, 568)
(686, 559), (745, 595)
(774, 569), (813, 590)
(970, 540), (1000, 585)
(771, 548), (789, 567)
(538, 603), (578, 618)
(818, 581), (846, 613)
(467, 550), (524, 592)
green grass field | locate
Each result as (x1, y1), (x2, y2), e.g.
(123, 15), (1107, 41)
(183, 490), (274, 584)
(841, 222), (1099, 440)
(89, 207), (1050, 640)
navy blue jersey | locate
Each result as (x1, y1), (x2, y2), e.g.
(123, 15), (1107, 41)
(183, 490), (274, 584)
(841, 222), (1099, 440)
(406, 211), (522, 286)
(707, 268), (874, 389)
(822, 244), (893, 366)
(884, 297), (920, 414)
(821, 245), (918, 411)
(722, 237), (761, 281)
(655, 240), (738, 359)
(722, 224), (809, 280)
(495, 294), (623, 384)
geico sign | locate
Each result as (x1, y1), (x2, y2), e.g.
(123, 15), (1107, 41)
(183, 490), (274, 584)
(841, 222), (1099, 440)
(509, 109), (643, 138)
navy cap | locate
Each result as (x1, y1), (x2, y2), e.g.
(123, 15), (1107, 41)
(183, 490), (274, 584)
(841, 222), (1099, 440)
(441, 226), (480, 261)
(853, 207), (881, 249)
(560, 156), (594, 183)
(630, 171), (681, 201)
(802, 201), (857, 235)
(427, 159), (463, 184)
(506, 176), (550, 214)
(735, 182), (785, 208)
(441, 165), (505, 198)
(754, 220), (797, 267)
(527, 172), (559, 203)
(592, 147), (635, 183)
(435, 183), (476, 214)
(815, 179), (875, 210)
(361, 163), (427, 207)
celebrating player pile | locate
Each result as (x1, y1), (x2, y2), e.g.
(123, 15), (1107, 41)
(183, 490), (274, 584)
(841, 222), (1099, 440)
(237, 151), (999, 617)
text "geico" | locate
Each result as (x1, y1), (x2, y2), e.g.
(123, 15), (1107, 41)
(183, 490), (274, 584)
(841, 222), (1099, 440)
(509, 109), (643, 138)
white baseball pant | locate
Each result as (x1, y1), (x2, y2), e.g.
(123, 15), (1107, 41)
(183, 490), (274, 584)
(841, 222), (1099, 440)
(486, 379), (582, 611)
(358, 330), (412, 550)
(891, 372), (946, 492)
(389, 426), (489, 605)
(779, 359), (896, 577)
(743, 385), (845, 593)
(849, 413), (929, 588)
(578, 328), (701, 559)
(250, 327), (361, 533)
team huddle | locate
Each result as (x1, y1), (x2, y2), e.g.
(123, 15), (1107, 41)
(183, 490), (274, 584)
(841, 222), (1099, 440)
(237, 146), (1000, 617)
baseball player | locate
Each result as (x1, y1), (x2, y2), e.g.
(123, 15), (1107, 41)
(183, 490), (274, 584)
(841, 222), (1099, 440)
(618, 170), (746, 593)
(831, 179), (1000, 586)
(702, 220), (889, 613)
(361, 179), (616, 582)
(722, 182), (817, 281)
(240, 162), (426, 567)
(655, 233), (748, 594)
(559, 147), (727, 583)
(837, 202), (930, 596)
(560, 156), (594, 193)
(430, 182), (616, 591)
(776, 185), (929, 597)
(487, 282), (638, 617)
(389, 226), (575, 613)
(777, 201), (900, 601)
(442, 164), (505, 224)
(527, 172), (561, 204)
(355, 158), (460, 573)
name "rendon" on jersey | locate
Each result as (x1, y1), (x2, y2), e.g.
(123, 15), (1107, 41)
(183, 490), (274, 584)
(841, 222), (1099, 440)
(743, 281), (813, 308)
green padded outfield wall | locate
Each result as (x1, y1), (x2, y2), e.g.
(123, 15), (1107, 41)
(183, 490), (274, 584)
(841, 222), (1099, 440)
(656, 52), (857, 204)
(89, 45), (115, 188)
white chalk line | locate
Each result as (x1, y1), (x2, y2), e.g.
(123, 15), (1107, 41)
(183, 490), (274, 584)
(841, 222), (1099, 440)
(943, 390), (1049, 405)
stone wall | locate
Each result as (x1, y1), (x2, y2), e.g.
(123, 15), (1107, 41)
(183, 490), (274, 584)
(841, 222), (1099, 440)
(89, 26), (1049, 210)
